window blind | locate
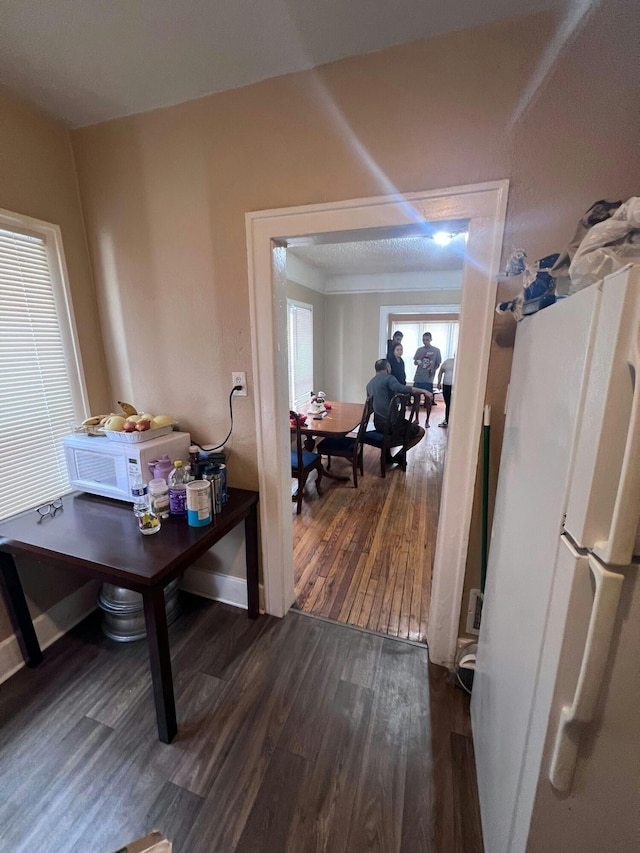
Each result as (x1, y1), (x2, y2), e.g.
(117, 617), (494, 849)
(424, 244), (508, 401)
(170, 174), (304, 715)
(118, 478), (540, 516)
(0, 226), (76, 519)
(287, 300), (314, 409)
(392, 319), (459, 369)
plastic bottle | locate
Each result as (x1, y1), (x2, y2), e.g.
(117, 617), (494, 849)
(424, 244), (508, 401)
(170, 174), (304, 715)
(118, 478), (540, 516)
(148, 477), (170, 519)
(132, 474), (161, 535)
(168, 460), (188, 517)
(150, 454), (173, 482)
(189, 445), (201, 477)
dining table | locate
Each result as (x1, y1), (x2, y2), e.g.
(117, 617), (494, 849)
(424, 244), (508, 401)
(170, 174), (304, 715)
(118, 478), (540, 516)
(296, 400), (364, 480)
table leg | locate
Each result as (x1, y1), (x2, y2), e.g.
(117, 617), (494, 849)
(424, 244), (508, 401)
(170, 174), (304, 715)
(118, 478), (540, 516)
(318, 465), (350, 482)
(0, 553), (43, 667)
(142, 587), (177, 744)
(245, 503), (259, 619)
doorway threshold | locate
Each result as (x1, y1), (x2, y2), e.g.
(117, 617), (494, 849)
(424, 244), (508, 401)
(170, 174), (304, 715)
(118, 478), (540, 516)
(291, 606), (430, 651)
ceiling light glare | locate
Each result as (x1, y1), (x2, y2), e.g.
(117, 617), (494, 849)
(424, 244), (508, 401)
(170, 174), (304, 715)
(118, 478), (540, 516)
(433, 231), (453, 247)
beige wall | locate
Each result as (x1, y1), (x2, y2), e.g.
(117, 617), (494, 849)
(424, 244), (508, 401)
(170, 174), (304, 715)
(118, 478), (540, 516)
(3, 2), (637, 649)
(286, 280), (326, 398)
(0, 93), (111, 640)
(70, 3), (639, 640)
(324, 289), (462, 402)
(70, 4), (639, 480)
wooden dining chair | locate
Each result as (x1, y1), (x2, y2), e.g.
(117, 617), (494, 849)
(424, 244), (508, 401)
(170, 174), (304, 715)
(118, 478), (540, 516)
(291, 415), (323, 514)
(318, 398), (371, 488)
(362, 393), (414, 478)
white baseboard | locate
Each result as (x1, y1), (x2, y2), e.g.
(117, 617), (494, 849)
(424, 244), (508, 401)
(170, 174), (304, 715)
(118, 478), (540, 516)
(0, 581), (99, 685)
(181, 565), (264, 612)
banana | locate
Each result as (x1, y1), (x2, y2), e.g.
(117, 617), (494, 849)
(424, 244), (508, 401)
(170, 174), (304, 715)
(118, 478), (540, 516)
(118, 401), (138, 417)
(81, 416), (101, 426)
(100, 413), (116, 426)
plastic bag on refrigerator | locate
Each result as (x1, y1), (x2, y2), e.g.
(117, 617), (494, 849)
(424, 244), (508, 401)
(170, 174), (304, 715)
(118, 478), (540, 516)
(569, 197), (640, 292)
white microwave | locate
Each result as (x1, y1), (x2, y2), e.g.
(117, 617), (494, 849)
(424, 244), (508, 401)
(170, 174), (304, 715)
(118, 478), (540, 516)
(63, 431), (191, 503)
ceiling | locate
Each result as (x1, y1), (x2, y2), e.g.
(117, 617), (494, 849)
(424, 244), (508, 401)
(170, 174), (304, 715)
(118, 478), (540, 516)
(0, 0), (565, 128)
(288, 233), (468, 276)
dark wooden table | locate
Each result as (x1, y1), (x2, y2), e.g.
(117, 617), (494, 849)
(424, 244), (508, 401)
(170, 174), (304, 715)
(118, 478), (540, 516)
(0, 487), (259, 743)
(296, 400), (364, 481)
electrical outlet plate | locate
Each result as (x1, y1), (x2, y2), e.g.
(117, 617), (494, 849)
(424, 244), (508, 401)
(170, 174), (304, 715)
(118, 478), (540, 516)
(232, 371), (247, 396)
(466, 589), (483, 635)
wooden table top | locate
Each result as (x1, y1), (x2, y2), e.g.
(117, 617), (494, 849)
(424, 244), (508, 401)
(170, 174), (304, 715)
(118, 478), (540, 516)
(0, 488), (258, 590)
(296, 400), (364, 438)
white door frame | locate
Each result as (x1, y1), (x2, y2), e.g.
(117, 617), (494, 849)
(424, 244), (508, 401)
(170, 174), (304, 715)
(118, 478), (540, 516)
(245, 180), (508, 667)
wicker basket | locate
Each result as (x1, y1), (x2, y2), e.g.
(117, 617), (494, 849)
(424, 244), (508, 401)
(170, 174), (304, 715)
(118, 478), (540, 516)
(104, 424), (175, 443)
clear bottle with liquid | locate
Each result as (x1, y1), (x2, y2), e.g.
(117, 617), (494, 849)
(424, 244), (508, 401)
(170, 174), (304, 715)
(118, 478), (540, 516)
(168, 460), (189, 517)
(132, 475), (161, 535)
(148, 477), (170, 519)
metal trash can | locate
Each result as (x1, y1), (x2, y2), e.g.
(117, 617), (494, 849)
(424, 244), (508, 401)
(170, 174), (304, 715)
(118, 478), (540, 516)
(97, 579), (181, 642)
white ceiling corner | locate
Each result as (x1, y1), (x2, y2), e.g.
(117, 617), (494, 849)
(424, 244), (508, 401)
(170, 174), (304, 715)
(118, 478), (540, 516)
(0, 0), (566, 127)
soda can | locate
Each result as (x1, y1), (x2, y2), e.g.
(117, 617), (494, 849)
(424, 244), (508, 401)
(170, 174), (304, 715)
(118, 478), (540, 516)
(217, 463), (228, 504)
(211, 471), (223, 515)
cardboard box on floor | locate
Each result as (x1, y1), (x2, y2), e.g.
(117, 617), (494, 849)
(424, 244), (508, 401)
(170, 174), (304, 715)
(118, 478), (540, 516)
(111, 831), (172, 853)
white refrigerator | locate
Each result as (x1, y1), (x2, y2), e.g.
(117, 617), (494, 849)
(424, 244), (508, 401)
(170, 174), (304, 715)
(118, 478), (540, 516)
(471, 264), (640, 853)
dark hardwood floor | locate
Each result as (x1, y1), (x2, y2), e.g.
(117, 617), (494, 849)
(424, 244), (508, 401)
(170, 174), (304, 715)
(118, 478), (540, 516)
(0, 594), (482, 853)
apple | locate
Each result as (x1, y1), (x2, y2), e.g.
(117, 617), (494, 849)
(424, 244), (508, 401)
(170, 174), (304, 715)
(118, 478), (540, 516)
(152, 414), (173, 427)
(135, 419), (152, 431)
(122, 419), (137, 432)
(138, 413), (154, 422)
(104, 415), (126, 432)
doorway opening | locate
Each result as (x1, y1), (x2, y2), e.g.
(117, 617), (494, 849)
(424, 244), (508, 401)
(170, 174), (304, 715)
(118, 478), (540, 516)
(285, 229), (463, 642)
(246, 181), (508, 668)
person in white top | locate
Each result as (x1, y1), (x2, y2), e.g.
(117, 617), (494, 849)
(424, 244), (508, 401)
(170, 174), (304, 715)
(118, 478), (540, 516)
(436, 355), (455, 427)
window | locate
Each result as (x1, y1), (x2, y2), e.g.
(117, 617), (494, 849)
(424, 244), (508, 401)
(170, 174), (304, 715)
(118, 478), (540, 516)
(287, 299), (313, 409)
(0, 209), (88, 519)
(391, 317), (459, 379)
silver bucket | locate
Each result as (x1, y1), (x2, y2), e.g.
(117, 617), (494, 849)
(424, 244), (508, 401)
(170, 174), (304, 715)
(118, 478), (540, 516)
(97, 578), (181, 642)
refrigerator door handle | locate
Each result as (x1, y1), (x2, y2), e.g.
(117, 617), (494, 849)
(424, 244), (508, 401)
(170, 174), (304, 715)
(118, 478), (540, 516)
(548, 555), (624, 792)
(594, 338), (640, 565)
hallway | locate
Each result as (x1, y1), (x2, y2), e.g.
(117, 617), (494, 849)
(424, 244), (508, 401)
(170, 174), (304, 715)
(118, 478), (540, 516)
(293, 404), (448, 643)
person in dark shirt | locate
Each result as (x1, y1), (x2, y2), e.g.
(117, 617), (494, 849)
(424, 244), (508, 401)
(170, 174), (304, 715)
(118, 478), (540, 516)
(389, 342), (407, 385)
(386, 330), (403, 362)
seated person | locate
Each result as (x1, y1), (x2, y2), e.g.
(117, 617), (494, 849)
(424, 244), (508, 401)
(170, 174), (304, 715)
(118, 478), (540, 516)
(366, 359), (426, 462)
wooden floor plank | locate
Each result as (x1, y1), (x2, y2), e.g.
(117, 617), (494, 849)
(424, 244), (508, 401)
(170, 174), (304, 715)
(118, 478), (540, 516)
(179, 620), (324, 850)
(293, 405), (448, 643)
(143, 782), (205, 853)
(284, 679), (375, 853)
(277, 620), (355, 763)
(234, 747), (311, 853)
(0, 715), (114, 852)
(170, 613), (316, 797)
(451, 733), (484, 853)
(401, 675), (437, 852)
(325, 543), (366, 621)
(345, 639), (421, 852)
(0, 598), (482, 853)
